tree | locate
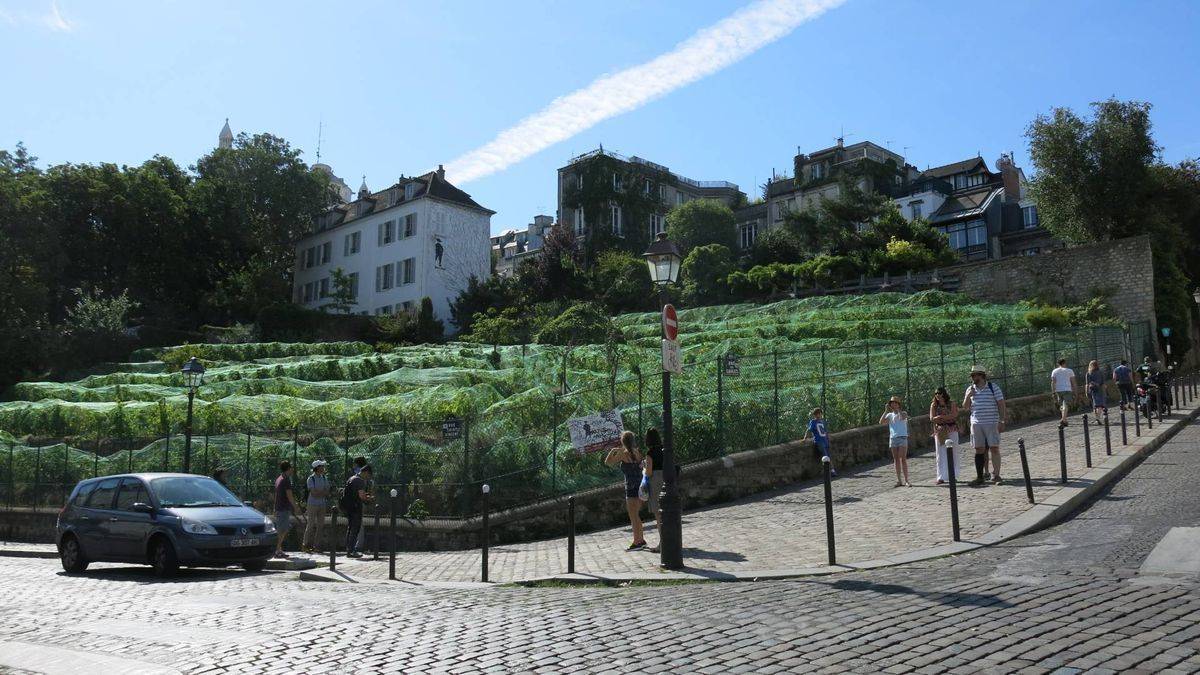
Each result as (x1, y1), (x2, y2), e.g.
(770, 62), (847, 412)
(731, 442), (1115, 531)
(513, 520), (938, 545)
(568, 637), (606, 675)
(450, 274), (520, 334)
(592, 250), (653, 314)
(665, 199), (737, 254)
(534, 302), (622, 346)
(1026, 99), (1158, 243)
(0, 144), (51, 387)
(680, 244), (735, 306)
(325, 268), (356, 314)
(515, 225), (589, 303)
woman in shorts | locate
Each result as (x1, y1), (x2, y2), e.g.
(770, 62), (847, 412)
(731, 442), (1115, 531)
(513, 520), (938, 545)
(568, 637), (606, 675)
(604, 431), (647, 551)
(880, 396), (911, 487)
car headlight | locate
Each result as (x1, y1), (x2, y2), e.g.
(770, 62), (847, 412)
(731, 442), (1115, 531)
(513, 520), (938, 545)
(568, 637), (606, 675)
(262, 517), (277, 534)
(182, 519), (218, 535)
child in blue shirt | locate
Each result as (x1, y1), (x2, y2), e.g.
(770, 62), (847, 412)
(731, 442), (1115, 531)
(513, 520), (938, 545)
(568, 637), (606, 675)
(803, 407), (835, 476)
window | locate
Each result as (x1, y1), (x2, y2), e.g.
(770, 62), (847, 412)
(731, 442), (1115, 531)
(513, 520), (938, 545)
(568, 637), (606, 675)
(401, 300), (415, 313)
(348, 272), (359, 300)
(909, 201), (923, 220)
(376, 263), (395, 291)
(403, 213), (417, 238)
(321, 241), (331, 264)
(576, 173), (583, 189)
(644, 179), (652, 195)
(953, 173), (987, 190)
(319, 277), (330, 298)
(84, 478), (120, 509)
(401, 258), (416, 285)
(739, 222), (758, 249)
(344, 231), (361, 256)
(379, 220), (396, 246)
(302, 282), (313, 303)
(574, 208), (586, 235)
(304, 247), (316, 269)
(936, 221), (988, 252)
(405, 183), (417, 201)
(811, 163), (826, 181)
(375, 305), (393, 315)
(787, 197), (796, 213)
(676, 190), (685, 206)
(612, 173), (623, 191)
(610, 204), (623, 236)
(649, 214), (665, 237)
(115, 479), (148, 511)
(1022, 205), (1039, 229)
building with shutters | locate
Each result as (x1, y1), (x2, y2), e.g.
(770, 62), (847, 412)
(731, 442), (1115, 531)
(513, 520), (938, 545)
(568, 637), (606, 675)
(292, 165), (494, 329)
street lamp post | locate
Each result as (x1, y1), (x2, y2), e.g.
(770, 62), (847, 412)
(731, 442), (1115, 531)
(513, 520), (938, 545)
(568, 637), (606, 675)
(643, 232), (684, 570)
(181, 357), (205, 474)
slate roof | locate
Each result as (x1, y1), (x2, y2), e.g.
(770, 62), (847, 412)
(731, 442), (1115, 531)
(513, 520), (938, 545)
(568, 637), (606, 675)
(929, 187), (1003, 224)
(923, 157), (987, 179)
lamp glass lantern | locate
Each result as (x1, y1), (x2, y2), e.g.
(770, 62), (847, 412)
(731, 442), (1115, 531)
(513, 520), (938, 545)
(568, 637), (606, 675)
(181, 357), (206, 393)
(1193, 288), (1200, 305)
(643, 232), (682, 287)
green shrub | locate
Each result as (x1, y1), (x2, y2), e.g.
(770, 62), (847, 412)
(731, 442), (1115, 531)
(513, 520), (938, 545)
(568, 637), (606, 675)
(1024, 306), (1070, 329)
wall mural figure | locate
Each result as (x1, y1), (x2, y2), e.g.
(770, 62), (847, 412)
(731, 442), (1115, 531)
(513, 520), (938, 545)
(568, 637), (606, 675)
(434, 237), (445, 269)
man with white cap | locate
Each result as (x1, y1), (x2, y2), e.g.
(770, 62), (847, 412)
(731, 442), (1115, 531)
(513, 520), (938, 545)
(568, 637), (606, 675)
(302, 459), (331, 553)
(962, 365), (1007, 486)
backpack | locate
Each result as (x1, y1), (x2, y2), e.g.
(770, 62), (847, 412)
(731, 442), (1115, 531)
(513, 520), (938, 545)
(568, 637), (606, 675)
(337, 476), (355, 512)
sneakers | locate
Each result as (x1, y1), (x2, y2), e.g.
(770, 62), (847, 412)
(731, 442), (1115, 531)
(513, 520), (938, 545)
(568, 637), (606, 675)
(992, 475), (1003, 485)
(968, 477), (986, 487)
(936, 479), (946, 485)
(347, 551), (363, 559)
(626, 541), (647, 552)
(647, 545), (661, 553)
(273, 551), (289, 559)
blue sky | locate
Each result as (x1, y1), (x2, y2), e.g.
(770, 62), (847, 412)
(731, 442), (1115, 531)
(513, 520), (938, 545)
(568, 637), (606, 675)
(2, 0), (1198, 235)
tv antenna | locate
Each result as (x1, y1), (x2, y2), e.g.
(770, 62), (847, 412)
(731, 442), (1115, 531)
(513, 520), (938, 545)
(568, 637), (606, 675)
(316, 118), (324, 164)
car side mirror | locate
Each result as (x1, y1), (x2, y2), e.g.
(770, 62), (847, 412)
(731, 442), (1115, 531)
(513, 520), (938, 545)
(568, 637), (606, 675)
(131, 502), (155, 515)
(243, 501), (253, 508)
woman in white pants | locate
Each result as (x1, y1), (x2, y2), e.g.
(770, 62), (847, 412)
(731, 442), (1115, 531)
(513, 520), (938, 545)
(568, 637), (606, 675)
(930, 387), (960, 484)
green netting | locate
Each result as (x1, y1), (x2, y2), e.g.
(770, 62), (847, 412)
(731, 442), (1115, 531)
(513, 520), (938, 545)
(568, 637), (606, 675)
(0, 292), (1134, 516)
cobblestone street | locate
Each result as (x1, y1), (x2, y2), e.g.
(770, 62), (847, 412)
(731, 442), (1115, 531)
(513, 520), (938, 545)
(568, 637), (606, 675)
(1, 416), (1199, 673)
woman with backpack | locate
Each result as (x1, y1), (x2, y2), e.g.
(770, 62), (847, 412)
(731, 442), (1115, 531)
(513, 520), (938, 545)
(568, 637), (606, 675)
(604, 431), (648, 551)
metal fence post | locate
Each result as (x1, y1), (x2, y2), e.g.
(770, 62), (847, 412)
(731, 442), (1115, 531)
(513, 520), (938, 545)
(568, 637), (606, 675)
(903, 340), (911, 406)
(1017, 438), (1034, 504)
(163, 430), (170, 472)
(567, 495), (576, 574)
(1147, 401), (1154, 430)
(245, 430), (252, 502)
(1082, 414), (1092, 468)
(1121, 409), (1128, 445)
(821, 457), (836, 566)
(1103, 411), (1112, 456)
(864, 341), (873, 427)
(1026, 338), (1035, 397)
(999, 342), (1008, 393)
(1058, 424), (1068, 484)
(7, 439), (13, 510)
(939, 340), (946, 388)
(773, 349), (781, 444)
(389, 489), (397, 579)
(1135, 402), (1141, 436)
(480, 484), (490, 582)
(820, 346), (827, 414)
(637, 368), (644, 439)
(34, 445), (41, 510)
(551, 394), (559, 494)
(373, 502), (381, 561)
(61, 443), (69, 505)
(329, 506), (338, 573)
(716, 354), (725, 454)
(292, 426), (299, 473)
(946, 440), (960, 542)
(463, 417), (473, 513)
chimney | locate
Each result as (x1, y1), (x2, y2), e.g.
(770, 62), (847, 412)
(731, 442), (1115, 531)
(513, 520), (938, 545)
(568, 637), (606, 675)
(437, 164), (445, 180)
(996, 153), (1021, 203)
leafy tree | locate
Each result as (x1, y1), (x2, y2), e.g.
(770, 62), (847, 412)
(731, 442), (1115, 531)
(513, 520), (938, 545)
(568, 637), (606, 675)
(325, 267), (356, 314)
(874, 238), (941, 275)
(747, 227), (805, 266)
(515, 225), (589, 303)
(463, 307), (534, 345)
(534, 302), (622, 345)
(592, 250), (653, 314)
(449, 274), (520, 334)
(0, 144), (51, 386)
(665, 199), (737, 254)
(60, 288), (139, 368)
(374, 297), (444, 345)
(680, 244), (735, 306)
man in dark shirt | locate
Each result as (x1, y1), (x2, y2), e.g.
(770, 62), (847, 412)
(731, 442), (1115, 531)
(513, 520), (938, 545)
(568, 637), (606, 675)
(273, 461), (298, 559)
(344, 465), (374, 558)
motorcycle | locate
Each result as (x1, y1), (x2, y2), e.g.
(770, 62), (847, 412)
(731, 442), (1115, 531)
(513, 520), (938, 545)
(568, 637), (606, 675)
(1135, 380), (1159, 420)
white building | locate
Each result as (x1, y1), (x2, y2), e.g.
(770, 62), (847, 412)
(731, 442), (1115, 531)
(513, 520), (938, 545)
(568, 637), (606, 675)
(490, 214), (553, 277)
(292, 166), (494, 331)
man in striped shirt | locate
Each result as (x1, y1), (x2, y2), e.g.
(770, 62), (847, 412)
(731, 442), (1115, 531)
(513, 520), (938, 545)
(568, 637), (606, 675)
(963, 365), (1007, 486)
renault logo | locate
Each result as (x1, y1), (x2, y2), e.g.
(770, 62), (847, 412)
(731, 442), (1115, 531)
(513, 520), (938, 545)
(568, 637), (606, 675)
(239, 527), (248, 536)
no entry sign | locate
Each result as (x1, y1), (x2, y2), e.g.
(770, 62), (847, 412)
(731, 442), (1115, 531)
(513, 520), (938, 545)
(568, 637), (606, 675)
(662, 304), (679, 341)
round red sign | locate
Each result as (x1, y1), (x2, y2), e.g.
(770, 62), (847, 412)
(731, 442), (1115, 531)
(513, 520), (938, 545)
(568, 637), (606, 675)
(662, 304), (678, 341)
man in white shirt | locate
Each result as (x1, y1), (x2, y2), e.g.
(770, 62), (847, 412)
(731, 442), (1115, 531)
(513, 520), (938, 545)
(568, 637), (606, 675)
(1050, 358), (1077, 427)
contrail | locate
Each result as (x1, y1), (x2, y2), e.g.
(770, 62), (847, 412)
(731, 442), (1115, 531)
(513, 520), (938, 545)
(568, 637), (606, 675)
(444, 0), (848, 184)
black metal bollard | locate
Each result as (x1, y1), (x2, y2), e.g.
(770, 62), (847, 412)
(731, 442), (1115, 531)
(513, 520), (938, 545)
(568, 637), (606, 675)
(1103, 411), (1112, 456)
(1058, 424), (1068, 484)
(1017, 438), (1034, 504)
(1157, 396), (1164, 423)
(1082, 414), (1092, 469)
(1147, 402), (1154, 430)
(481, 484), (490, 583)
(1135, 403), (1141, 436)
(373, 502), (381, 561)
(1120, 409), (1128, 446)
(329, 506), (338, 573)
(389, 488), (397, 581)
(946, 440), (960, 542)
(821, 457), (836, 565)
(567, 495), (576, 575)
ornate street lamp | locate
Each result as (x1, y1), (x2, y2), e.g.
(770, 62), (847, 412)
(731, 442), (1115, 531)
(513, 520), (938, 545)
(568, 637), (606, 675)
(642, 232), (684, 570)
(1193, 288), (1200, 307)
(181, 357), (205, 474)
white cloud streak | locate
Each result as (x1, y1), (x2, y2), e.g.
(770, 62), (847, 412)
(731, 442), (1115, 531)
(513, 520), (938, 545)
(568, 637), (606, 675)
(44, 0), (73, 31)
(0, 1), (74, 32)
(445, 0), (847, 184)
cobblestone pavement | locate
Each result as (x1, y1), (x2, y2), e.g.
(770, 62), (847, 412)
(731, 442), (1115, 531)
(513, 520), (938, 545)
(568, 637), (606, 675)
(338, 405), (1189, 582)
(1, 418), (1199, 673)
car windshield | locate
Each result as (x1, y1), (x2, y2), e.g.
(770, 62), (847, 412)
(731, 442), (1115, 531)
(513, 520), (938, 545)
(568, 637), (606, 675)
(149, 477), (243, 508)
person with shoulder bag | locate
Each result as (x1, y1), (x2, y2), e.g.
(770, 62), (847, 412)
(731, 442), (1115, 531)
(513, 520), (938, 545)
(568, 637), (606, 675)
(929, 387), (960, 485)
(604, 431), (648, 552)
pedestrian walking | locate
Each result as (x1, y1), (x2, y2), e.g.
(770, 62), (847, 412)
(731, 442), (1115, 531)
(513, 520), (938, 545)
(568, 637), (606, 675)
(1051, 358), (1076, 427)
(879, 396), (911, 487)
(643, 428), (665, 554)
(604, 431), (647, 551)
(350, 456), (370, 552)
(1086, 360), (1107, 421)
(963, 365), (1007, 486)
(929, 387), (960, 485)
(273, 461), (298, 559)
(802, 408), (835, 476)
(340, 464), (373, 558)
(302, 460), (330, 553)
(1113, 359), (1135, 411)
(212, 467), (229, 487)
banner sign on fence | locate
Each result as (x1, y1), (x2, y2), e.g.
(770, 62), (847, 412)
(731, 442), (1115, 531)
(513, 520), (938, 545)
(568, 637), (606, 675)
(567, 409), (624, 456)
(441, 418), (463, 441)
(724, 353), (740, 376)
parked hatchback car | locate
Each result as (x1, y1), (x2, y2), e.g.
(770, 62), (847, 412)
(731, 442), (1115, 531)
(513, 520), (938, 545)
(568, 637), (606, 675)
(56, 473), (278, 577)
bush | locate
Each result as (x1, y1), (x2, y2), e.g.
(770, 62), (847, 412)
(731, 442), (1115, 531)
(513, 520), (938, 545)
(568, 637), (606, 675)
(373, 298), (444, 345)
(1024, 306), (1070, 329)
(58, 288), (139, 370)
(202, 323), (259, 344)
(534, 302), (622, 345)
(256, 303), (377, 342)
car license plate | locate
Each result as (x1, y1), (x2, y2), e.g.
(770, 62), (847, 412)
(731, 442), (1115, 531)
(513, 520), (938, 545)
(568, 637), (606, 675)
(230, 537), (259, 547)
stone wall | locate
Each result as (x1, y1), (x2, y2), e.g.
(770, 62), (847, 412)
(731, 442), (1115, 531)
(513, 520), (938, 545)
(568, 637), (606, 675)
(949, 234), (1156, 331)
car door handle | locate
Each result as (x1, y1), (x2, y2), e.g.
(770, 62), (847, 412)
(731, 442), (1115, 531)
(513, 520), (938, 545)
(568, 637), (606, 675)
(109, 517), (119, 522)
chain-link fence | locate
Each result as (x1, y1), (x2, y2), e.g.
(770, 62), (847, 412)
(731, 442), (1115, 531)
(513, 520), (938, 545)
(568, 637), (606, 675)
(0, 325), (1139, 517)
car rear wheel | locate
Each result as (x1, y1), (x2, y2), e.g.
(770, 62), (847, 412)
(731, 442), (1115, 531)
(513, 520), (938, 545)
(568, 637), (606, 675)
(150, 538), (179, 578)
(60, 535), (88, 573)
(242, 559), (268, 572)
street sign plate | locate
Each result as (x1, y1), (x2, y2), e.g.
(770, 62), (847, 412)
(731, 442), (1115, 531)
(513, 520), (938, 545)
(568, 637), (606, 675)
(1161, 327), (1172, 337)
(724, 353), (740, 376)
(441, 418), (462, 440)
(662, 338), (683, 374)
(662, 304), (679, 342)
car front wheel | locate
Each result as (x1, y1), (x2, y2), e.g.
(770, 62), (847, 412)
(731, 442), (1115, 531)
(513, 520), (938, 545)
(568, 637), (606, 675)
(150, 538), (179, 578)
(60, 536), (88, 573)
